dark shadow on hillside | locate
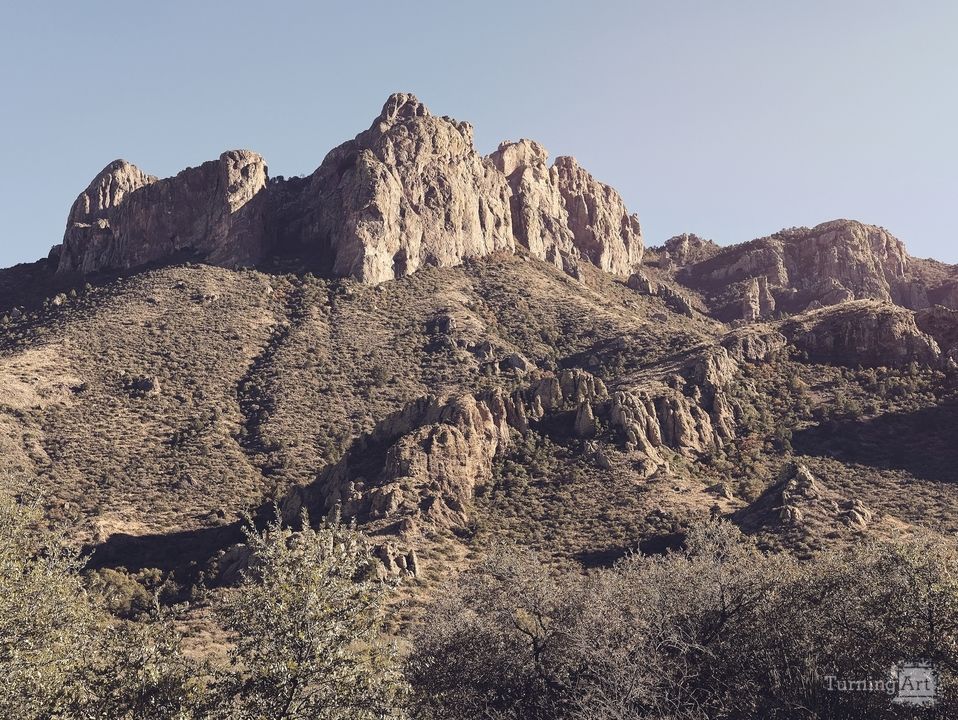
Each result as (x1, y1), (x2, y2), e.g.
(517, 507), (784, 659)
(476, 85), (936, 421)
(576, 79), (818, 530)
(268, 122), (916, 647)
(791, 402), (958, 483)
(0, 258), (61, 313)
(86, 521), (244, 574)
(0, 243), (344, 318)
(575, 533), (685, 569)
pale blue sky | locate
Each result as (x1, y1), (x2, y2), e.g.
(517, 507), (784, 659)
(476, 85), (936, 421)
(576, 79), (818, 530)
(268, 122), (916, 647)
(1, 0), (955, 268)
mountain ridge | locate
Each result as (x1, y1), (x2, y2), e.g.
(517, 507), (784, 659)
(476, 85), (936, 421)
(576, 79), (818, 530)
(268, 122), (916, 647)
(1, 92), (953, 330)
(3, 92), (958, 597)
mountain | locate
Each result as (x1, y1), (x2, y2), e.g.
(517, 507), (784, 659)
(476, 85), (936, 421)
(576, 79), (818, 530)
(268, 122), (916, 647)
(47, 93), (641, 286)
(2, 93), (958, 622)
(648, 219), (958, 321)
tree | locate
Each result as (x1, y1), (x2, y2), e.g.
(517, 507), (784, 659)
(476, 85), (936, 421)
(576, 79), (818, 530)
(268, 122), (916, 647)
(0, 492), (101, 718)
(407, 546), (585, 720)
(408, 520), (958, 720)
(210, 513), (407, 720)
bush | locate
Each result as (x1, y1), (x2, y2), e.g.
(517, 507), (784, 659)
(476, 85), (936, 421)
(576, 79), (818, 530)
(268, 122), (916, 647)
(408, 521), (958, 719)
(208, 514), (408, 720)
(0, 491), (198, 718)
(0, 490), (406, 719)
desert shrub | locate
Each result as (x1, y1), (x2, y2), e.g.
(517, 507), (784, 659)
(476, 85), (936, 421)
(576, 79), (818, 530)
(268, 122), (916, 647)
(0, 493), (103, 718)
(0, 490), (199, 719)
(208, 514), (408, 720)
(407, 546), (585, 719)
(86, 567), (157, 618)
(409, 521), (958, 719)
(0, 490), (406, 719)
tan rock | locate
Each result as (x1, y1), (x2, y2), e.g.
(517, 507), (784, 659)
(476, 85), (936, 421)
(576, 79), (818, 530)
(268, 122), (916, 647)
(574, 401), (597, 438)
(292, 93), (514, 284)
(677, 220), (941, 318)
(780, 300), (942, 368)
(627, 271), (656, 295)
(488, 139), (578, 271)
(658, 233), (720, 267)
(58, 150), (269, 274)
(741, 276), (776, 321)
(553, 156), (643, 275)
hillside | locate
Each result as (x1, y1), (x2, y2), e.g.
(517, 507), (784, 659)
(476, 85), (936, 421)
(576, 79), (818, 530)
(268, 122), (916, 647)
(2, 92), (958, 634)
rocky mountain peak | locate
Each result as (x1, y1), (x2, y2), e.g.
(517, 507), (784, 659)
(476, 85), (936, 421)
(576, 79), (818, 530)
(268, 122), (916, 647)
(655, 233), (721, 269)
(376, 91), (429, 126)
(50, 93), (646, 285)
(670, 218), (949, 321)
(56, 150), (269, 275)
(489, 139), (549, 177)
(66, 160), (157, 227)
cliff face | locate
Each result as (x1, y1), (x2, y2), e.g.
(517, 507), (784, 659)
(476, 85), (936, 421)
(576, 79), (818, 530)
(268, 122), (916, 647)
(486, 139), (644, 276)
(53, 94), (644, 284)
(48, 94), (956, 323)
(56, 151), (269, 274)
(281, 93), (516, 284)
(673, 220), (941, 321)
(552, 156), (643, 274)
(779, 300), (943, 369)
(488, 139), (578, 272)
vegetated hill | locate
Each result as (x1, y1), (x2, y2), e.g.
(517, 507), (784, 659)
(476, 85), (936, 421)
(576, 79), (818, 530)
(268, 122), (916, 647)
(3, 92), (958, 636)
(4, 249), (958, 601)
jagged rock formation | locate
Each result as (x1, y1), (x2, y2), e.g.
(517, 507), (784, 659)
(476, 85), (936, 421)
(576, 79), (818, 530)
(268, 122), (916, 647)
(277, 341), (774, 557)
(282, 93), (515, 284)
(279, 369), (609, 539)
(627, 271), (656, 295)
(52, 93), (644, 285)
(741, 276), (776, 321)
(737, 463), (875, 536)
(650, 233), (721, 270)
(553, 156), (643, 274)
(780, 300), (943, 369)
(916, 305), (958, 362)
(672, 220), (957, 321)
(488, 139), (578, 273)
(56, 151), (269, 274)
(624, 271), (697, 316)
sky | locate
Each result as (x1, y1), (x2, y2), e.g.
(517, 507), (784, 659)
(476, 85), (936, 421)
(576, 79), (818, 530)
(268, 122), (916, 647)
(0, 0), (955, 268)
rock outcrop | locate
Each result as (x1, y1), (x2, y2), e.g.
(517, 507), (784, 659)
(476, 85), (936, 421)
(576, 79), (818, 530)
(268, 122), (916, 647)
(916, 305), (958, 362)
(57, 151), (269, 274)
(54, 94), (645, 285)
(736, 463), (875, 535)
(488, 139), (578, 272)
(780, 300), (943, 369)
(283, 93), (515, 284)
(674, 220), (952, 321)
(487, 139), (644, 277)
(652, 233), (721, 270)
(276, 344), (771, 553)
(279, 368), (610, 536)
(553, 156), (643, 275)
(741, 276), (776, 321)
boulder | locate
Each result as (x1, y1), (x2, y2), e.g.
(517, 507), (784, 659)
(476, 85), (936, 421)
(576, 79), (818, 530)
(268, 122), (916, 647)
(627, 271), (656, 295)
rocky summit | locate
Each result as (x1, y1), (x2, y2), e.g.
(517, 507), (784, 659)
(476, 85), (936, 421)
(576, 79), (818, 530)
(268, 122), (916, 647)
(5, 91), (958, 717)
(51, 93), (644, 285)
